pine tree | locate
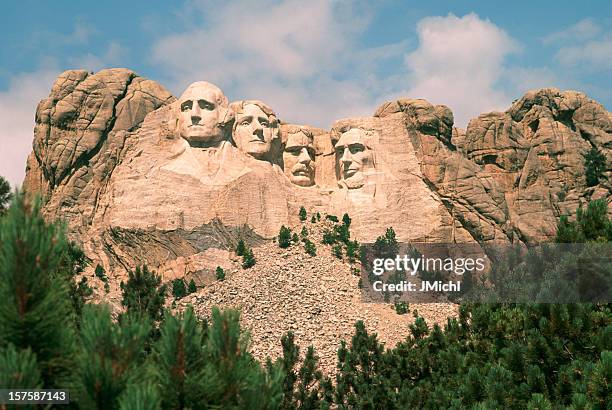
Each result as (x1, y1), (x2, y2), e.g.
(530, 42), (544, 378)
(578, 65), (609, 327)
(120, 265), (167, 322)
(346, 240), (360, 263)
(304, 239), (316, 256)
(0, 193), (76, 388)
(0, 175), (11, 215)
(118, 382), (162, 410)
(149, 307), (207, 408)
(216, 266), (226, 281)
(172, 279), (187, 299)
(299, 206), (307, 221)
(278, 225), (292, 248)
(373, 227), (399, 259)
(583, 146), (606, 187)
(242, 248), (256, 269)
(71, 304), (151, 409)
(203, 308), (283, 408)
(342, 213), (351, 227)
(95, 264), (107, 282)
(236, 239), (246, 257)
(0, 344), (42, 392)
(332, 243), (343, 259)
(292, 232), (299, 243)
(188, 279), (197, 294)
(310, 215), (316, 223)
(300, 226), (308, 239)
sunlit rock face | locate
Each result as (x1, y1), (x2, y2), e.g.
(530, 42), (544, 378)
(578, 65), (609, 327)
(23, 70), (611, 276)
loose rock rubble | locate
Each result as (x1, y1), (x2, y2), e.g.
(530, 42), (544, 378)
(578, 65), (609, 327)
(176, 218), (458, 375)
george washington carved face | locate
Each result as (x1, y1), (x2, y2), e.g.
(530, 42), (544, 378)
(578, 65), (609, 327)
(334, 128), (375, 189)
(176, 82), (231, 148)
(283, 130), (315, 186)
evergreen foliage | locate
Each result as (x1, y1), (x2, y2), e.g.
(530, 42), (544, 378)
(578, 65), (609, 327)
(0, 193), (75, 387)
(71, 304), (151, 409)
(316, 212), (321, 221)
(201, 308), (283, 408)
(345, 240), (360, 263)
(95, 264), (107, 281)
(172, 279), (188, 299)
(300, 226), (308, 239)
(276, 332), (333, 409)
(0, 175), (11, 214)
(215, 266), (226, 281)
(188, 279), (197, 294)
(120, 266), (167, 322)
(332, 244), (343, 259)
(0, 344), (42, 391)
(148, 307), (208, 408)
(291, 232), (299, 243)
(325, 214), (339, 223)
(236, 239), (246, 257)
(278, 225), (292, 248)
(583, 146), (607, 187)
(556, 198), (612, 243)
(373, 227), (399, 259)
(242, 248), (256, 269)
(304, 239), (316, 256)
(310, 215), (316, 223)
(342, 213), (351, 227)
(394, 301), (409, 315)
(299, 206), (307, 221)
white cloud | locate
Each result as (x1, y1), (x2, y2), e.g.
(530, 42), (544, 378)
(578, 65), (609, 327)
(0, 69), (60, 187)
(150, 0), (385, 127)
(542, 18), (602, 45)
(556, 34), (612, 69)
(403, 13), (520, 127)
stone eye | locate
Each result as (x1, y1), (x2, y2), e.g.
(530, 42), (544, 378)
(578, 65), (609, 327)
(181, 101), (192, 112)
(198, 100), (213, 110)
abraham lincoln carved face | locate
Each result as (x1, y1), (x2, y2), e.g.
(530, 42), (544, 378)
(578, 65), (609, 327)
(334, 128), (375, 189)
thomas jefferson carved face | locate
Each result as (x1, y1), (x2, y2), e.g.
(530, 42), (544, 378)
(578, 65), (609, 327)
(334, 128), (374, 189)
(177, 82), (229, 148)
(232, 101), (280, 161)
(283, 131), (315, 186)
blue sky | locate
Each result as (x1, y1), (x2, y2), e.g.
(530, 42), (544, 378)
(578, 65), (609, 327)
(1, 0), (611, 186)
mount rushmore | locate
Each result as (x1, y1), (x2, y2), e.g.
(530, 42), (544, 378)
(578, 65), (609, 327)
(22, 68), (611, 278)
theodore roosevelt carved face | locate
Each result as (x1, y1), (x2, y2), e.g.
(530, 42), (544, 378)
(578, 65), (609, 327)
(176, 82), (231, 148)
(283, 129), (315, 186)
(231, 100), (280, 163)
(334, 128), (375, 189)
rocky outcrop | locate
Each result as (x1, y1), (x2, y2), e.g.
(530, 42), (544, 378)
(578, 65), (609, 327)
(23, 71), (610, 274)
(24, 68), (175, 238)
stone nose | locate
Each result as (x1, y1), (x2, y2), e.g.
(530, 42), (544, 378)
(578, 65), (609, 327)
(340, 147), (352, 163)
(298, 148), (311, 164)
(191, 115), (201, 125)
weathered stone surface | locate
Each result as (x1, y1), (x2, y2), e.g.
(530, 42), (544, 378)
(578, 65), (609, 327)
(21, 71), (611, 373)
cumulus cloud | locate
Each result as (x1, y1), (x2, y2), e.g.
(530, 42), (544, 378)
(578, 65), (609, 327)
(556, 34), (612, 69)
(0, 69), (59, 187)
(403, 13), (519, 127)
(150, 0), (389, 127)
(542, 18), (602, 45)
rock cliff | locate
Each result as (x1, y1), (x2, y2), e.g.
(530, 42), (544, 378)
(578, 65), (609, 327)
(21, 69), (611, 370)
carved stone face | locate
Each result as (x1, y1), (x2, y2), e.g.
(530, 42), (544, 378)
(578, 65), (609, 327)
(233, 103), (279, 160)
(177, 82), (228, 148)
(283, 131), (315, 186)
(334, 128), (374, 189)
